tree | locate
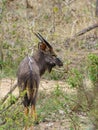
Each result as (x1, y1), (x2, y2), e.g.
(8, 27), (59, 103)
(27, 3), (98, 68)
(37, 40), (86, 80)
(96, 0), (98, 16)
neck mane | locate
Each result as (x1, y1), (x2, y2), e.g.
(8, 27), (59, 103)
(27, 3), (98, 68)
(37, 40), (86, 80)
(33, 51), (48, 76)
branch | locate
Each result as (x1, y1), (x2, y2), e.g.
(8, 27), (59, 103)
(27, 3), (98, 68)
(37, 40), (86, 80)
(75, 23), (98, 37)
(64, 23), (98, 45)
(0, 119), (6, 126)
(96, 0), (98, 16)
(1, 83), (18, 104)
(0, 95), (20, 114)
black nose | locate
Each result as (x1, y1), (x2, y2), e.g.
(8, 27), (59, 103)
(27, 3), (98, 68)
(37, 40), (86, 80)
(56, 58), (63, 67)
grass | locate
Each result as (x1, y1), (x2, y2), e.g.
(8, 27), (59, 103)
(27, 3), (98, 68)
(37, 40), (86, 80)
(0, 67), (17, 79)
(0, 84), (79, 130)
(0, 0), (98, 129)
(1, 74), (97, 129)
(43, 68), (64, 80)
(37, 85), (65, 121)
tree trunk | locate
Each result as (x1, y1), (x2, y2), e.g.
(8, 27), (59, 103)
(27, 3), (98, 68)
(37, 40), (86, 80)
(96, 0), (98, 17)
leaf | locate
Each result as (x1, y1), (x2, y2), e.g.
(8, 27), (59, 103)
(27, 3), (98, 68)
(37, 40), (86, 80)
(53, 7), (59, 13)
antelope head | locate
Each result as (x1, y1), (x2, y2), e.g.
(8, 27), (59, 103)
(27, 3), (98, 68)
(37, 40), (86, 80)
(34, 33), (63, 72)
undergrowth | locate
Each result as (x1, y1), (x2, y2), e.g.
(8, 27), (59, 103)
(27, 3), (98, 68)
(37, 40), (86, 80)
(0, 85), (79, 130)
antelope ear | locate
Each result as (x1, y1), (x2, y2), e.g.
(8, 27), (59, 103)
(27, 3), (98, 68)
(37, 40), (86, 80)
(38, 42), (47, 51)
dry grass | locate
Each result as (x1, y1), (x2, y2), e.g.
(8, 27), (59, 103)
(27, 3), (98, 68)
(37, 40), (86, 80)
(0, 0), (98, 73)
(0, 0), (98, 130)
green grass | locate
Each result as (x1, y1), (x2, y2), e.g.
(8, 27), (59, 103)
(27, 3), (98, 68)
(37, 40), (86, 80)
(0, 67), (17, 79)
(43, 68), (64, 80)
(0, 84), (77, 130)
(37, 84), (77, 123)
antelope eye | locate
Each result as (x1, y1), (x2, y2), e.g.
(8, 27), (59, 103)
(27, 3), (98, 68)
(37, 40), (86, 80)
(52, 55), (56, 58)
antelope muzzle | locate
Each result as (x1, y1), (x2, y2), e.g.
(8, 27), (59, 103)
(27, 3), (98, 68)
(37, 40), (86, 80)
(55, 57), (63, 67)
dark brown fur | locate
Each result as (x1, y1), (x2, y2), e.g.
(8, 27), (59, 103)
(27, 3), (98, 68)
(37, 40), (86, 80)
(17, 33), (63, 121)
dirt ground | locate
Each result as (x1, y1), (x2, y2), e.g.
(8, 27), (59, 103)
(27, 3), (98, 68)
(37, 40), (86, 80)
(0, 78), (92, 130)
(0, 78), (74, 98)
(0, 0), (98, 129)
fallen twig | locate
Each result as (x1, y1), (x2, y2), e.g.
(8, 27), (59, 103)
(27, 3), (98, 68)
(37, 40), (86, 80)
(64, 23), (98, 45)
(1, 83), (18, 104)
(75, 23), (98, 37)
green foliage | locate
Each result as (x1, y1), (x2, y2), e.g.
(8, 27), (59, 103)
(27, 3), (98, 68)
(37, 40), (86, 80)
(8, 94), (17, 105)
(37, 85), (64, 122)
(2, 0), (7, 5)
(0, 83), (85, 129)
(86, 54), (98, 128)
(0, 40), (29, 78)
(53, 84), (62, 96)
(0, 60), (5, 68)
(0, 0), (97, 129)
(53, 6), (59, 13)
(70, 128), (74, 130)
(0, 98), (25, 130)
(87, 54), (98, 82)
(67, 68), (83, 88)
(44, 69), (64, 80)
(37, 85), (80, 129)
